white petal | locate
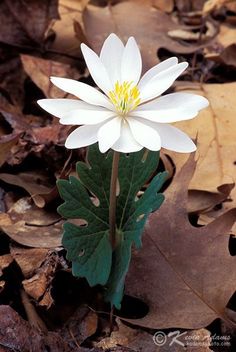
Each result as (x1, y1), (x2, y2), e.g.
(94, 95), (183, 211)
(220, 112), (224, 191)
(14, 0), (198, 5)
(112, 121), (142, 153)
(151, 123), (196, 153)
(139, 62), (188, 103)
(97, 117), (122, 153)
(121, 37), (142, 85)
(131, 93), (209, 123)
(138, 57), (178, 89)
(37, 99), (90, 118)
(100, 33), (124, 85)
(127, 117), (161, 151)
(81, 43), (112, 94)
(65, 124), (103, 149)
(60, 109), (115, 125)
(50, 77), (113, 109)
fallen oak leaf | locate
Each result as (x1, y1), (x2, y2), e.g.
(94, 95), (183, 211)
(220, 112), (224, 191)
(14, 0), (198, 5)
(82, 1), (205, 72)
(169, 82), (236, 222)
(125, 154), (236, 329)
(188, 183), (234, 214)
(51, 0), (89, 58)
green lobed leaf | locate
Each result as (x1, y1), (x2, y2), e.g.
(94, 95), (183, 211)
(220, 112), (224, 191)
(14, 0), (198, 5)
(57, 143), (167, 307)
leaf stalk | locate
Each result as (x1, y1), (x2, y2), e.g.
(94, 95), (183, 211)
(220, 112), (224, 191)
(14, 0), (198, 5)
(109, 151), (120, 250)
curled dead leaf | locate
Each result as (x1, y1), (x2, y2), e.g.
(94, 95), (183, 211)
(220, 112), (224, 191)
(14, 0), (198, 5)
(168, 21), (217, 42)
(0, 197), (63, 248)
(203, 0), (234, 14)
(20, 250), (58, 307)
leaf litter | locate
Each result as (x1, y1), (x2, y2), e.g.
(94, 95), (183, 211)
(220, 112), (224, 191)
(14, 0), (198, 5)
(0, 0), (236, 351)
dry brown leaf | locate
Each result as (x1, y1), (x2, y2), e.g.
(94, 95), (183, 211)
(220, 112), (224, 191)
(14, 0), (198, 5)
(51, 0), (89, 57)
(203, 0), (235, 14)
(82, 1), (204, 72)
(127, 0), (174, 13)
(97, 319), (212, 351)
(0, 254), (13, 276)
(96, 319), (156, 350)
(175, 0), (206, 12)
(18, 249), (58, 306)
(217, 24), (236, 48)
(153, 0), (174, 13)
(39, 290), (54, 307)
(0, 95), (42, 132)
(216, 44), (236, 67)
(171, 82), (236, 215)
(0, 171), (53, 208)
(0, 305), (74, 352)
(0, 0), (59, 47)
(168, 21), (217, 42)
(125, 154), (236, 329)
(225, 0), (236, 13)
(0, 54), (26, 107)
(0, 197), (63, 248)
(10, 247), (49, 278)
(21, 55), (82, 98)
(0, 280), (6, 293)
(204, 23), (236, 62)
(188, 183), (234, 214)
(60, 306), (98, 346)
(0, 134), (20, 167)
(30, 123), (71, 147)
(23, 272), (49, 300)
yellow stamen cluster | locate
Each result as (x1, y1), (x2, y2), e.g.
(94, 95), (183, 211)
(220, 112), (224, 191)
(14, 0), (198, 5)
(108, 81), (141, 115)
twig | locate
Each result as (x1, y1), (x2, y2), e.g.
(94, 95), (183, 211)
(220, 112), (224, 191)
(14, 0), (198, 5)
(20, 288), (48, 334)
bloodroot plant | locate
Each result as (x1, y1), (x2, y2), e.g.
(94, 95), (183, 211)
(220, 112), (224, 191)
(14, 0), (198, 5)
(38, 34), (208, 310)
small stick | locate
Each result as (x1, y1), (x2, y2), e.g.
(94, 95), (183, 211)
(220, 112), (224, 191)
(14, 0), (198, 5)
(20, 288), (47, 334)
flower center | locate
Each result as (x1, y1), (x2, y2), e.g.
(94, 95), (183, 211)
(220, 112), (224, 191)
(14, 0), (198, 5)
(108, 81), (141, 115)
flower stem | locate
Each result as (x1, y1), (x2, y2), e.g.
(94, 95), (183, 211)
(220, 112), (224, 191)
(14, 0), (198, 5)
(109, 151), (120, 250)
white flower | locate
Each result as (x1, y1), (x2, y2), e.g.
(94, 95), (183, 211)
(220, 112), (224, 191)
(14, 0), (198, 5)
(38, 33), (208, 153)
